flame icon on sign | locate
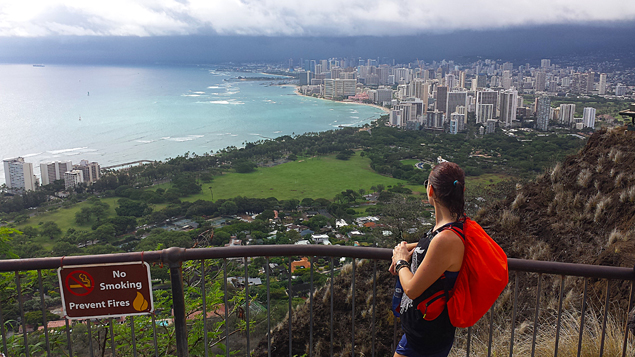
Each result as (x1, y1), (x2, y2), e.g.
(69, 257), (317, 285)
(133, 292), (148, 311)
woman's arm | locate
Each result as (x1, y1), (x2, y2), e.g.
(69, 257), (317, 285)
(393, 231), (464, 299)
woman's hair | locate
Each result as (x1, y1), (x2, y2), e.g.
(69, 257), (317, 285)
(429, 162), (465, 220)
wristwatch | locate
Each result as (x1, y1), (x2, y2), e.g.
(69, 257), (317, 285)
(395, 260), (410, 273)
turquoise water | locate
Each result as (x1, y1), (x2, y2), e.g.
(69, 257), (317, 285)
(0, 64), (384, 184)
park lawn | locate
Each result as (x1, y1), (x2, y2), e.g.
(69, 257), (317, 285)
(400, 159), (421, 167)
(184, 153), (421, 202)
(16, 197), (120, 233)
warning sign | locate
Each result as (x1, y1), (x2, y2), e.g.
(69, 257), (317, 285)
(58, 262), (154, 319)
(65, 270), (95, 296)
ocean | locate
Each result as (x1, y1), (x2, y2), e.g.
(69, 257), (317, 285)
(0, 64), (385, 184)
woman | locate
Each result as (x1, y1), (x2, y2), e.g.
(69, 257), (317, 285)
(390, 162), (466, 357)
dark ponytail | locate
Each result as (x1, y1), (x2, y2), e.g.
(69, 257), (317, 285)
(429, 162), (465, 220)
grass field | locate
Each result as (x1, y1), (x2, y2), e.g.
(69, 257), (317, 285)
(186, 153), (426, 202)
(15, 197), (121, 234)
(399, 159), (421, 167)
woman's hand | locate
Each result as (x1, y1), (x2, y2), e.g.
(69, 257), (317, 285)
(389, 241), (416, 275)
(393, 241), (413, 262)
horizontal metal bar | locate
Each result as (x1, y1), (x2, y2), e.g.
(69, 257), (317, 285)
(0, 246), (633, 281)
(507, 258), (635, 281)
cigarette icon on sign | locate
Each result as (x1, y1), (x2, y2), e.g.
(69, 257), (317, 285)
(69, 274), (91, 288)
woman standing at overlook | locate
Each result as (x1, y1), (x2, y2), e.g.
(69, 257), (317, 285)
(390, 162), (466, 357)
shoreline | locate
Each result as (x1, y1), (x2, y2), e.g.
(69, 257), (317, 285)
(292, 86), (390, 114)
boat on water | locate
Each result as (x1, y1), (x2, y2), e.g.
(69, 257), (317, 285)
(33, 64), (45, 67)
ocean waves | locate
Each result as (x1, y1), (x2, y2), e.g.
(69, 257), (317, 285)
(198, 100), (244, 105)
(161, 135), (205, 142)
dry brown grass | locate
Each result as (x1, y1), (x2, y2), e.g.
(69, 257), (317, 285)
(450, 310), (634, 357)
(501, 210), (520, 231)
(511, 192), (526, 211)
(551, 162), (563, 183)
(615, 172), (627, 188)
(619, 186), (635, 203)
(593, 196), (612, 223)
(577, 169), (593, 188)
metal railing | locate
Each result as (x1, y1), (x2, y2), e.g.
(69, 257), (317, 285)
(0, 245), (633, 357)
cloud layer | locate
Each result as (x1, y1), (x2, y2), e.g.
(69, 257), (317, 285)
(2, 0), (635, 37)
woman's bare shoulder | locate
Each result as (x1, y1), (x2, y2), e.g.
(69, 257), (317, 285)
(432, 229), (464, 248)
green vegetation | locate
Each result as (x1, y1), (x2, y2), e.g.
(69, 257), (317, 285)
(14, 197), (119, 232)
(183, 153), (423, 202)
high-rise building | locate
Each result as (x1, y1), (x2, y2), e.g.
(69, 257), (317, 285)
(598, 73), (607, 95)
(449, 118), (459, 134)
(536, 96), (551, 131)
(475, 74), (487, 89)
(616, 84), (626, 96)
(445, 74), (456, 89)
(425, 111), (445, 129)
(559, 104), (575, 125)
(393, 99), (424, 127)
(499, 89), (518, 127)
(501, 70), (512, 90)
(535, 71), (547, 92)
(517, 96), (524, 109)
(446, 91), (468, 116)
(477, 104), (494, 123)
(331, 67), (343, 79)
(451, 112), (466, 132)
(389, 109), (403, 127)
(393, 68), (411, 83)
(585, 72), (594, 94)
(40, 161), (73, 186)
(502, 62), (514, 72)
(583, 107), (596, 129)
(459, 71), (466, 89)
(3, 157), (36, 192)
(64, 170), (84, 190)
(541, 59), (551, 68)
(320, 59), (328, 71)
(298, 71), (314, 86)
(377, 65), (391, 85)
(476, 89), (498, 123)
(435, 86), (448, 113)
(413, 79), (429, 112)
(486, 119), (497, 134)
(323, 79), (356, 99)
(571, 73), (582, 93)
(76, 160), (101, 183)
(376, 87), (393, 104)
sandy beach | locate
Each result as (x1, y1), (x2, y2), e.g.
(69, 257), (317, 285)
(292, 85), (390, 114)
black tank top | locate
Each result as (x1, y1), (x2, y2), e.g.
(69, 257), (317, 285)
(399, 221), (463, 354)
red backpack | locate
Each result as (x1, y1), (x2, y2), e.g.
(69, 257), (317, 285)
(443, 217), (508, 327)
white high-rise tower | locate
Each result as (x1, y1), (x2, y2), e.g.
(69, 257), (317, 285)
(3, 157), (36, 192)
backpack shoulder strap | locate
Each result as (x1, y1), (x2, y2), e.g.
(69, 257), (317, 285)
(437, 220), (466, 243)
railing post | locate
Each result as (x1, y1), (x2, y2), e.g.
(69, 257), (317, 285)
(165, 247), (189, 357)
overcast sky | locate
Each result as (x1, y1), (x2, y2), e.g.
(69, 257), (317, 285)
(2, 0), (635, 37)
